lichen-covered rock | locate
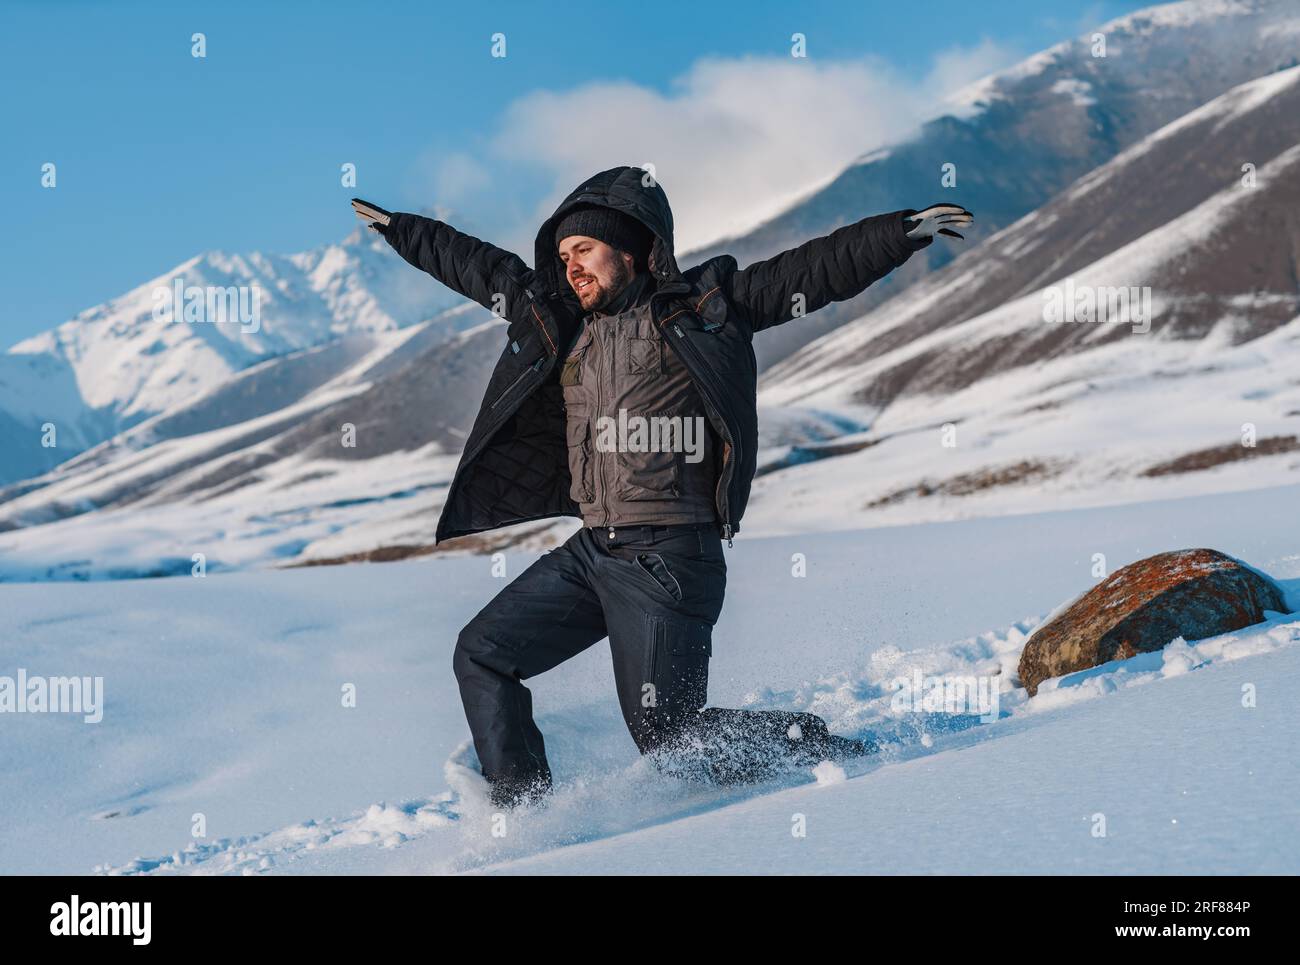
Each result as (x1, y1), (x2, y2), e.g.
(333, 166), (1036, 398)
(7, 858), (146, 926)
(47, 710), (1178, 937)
(1018, 548), (1289, 696)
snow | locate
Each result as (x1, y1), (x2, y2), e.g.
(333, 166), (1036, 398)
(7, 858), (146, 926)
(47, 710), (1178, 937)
(0, 348), (87, 428)
(2, 479), (1297, 874)
(0, 311), (513, 577)
(1050, 77), (1097, 107)
(1097, 0), (1256, 37)
(811, 760), (847, 786)
(3, 2), (1300, 873)
(1128, 64), (1300, 155)
(0, 444), (459, 581)
(764, 66), (1300, 410)
(745, 138), (1300, 538)
(938, 0), (1293, 121)
(9, 147), (1300, 570)
(0, 224), (474, 484)
(944, 41), (1072, 113)
(494, 637), (1298, 875)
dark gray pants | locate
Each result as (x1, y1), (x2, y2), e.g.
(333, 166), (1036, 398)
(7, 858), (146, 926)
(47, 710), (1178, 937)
(453, 523), (856, 807)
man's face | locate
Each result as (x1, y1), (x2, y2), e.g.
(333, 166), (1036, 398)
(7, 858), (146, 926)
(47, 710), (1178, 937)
(559, 235), (634, 312)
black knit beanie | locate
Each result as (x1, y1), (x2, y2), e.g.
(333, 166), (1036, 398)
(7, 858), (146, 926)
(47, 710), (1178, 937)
(555, 203), (653, 267)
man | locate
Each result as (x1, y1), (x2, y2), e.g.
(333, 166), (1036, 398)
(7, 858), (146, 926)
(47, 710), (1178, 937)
(352, 167), (972, 808)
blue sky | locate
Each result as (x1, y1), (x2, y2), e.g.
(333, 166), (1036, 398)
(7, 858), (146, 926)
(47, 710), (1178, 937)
(0, 0), (1149, 346)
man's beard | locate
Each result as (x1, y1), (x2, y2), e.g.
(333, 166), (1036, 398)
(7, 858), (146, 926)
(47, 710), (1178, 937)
(586, 258), (635, 311)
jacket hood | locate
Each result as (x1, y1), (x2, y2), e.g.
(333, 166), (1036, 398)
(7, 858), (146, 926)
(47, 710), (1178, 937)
(534, 166), (685, 296)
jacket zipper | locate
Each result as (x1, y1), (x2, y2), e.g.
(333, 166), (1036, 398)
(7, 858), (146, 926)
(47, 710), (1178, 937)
(462, 282), (738, 544)
(539, 279), (609, 529)
(486, 286), (552, 412)
(523, 287), (559, 358)
(489, 357), (543, 409)
(666, 319), (737, 546)
(597, 315), (612, 534)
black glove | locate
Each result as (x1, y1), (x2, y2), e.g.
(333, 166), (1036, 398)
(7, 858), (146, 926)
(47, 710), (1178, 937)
(351, 198), (393, 235)
(903, 203), (974, 241)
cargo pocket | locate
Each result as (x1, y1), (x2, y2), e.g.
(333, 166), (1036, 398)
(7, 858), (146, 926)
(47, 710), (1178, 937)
(626, 337), (663, 376)
(635, 552), (683, 601)
(559, 345), (585, 386)
(565, 408), (594, 503)
(647, 615), (712, 723)
(617, 410), (681, 500)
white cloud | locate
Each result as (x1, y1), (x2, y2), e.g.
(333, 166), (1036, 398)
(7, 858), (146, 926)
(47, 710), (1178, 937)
(923, 38), (1027, 109)
(482, 42), (1019, 254)
(432, 152), (492, 202)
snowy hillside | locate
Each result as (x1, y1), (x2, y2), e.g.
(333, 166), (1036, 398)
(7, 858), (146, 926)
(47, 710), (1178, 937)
(0, 313), (509, 576)
(0, 351), (118, 482)
(747, 66), (1300, 537)
(762, 65), (1300, 404)
(2, 482), (1295, 874)
(0, 222), (476, 485)
(691, 0), (1300, 370)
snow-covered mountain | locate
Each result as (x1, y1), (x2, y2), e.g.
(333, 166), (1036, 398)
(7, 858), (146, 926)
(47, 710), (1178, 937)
(2, 0), (1298, 579)
(0, 308), (506, 560)
(686, 0), (1300, 371)
(8, 0), (1295, 487)
(0, 219), (475, 485)
(749, 65), (1300, 535)
(763, 65), (1300, 404)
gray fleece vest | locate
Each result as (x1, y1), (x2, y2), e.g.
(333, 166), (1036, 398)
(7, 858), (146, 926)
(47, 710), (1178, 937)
(561, 295), (719, 529)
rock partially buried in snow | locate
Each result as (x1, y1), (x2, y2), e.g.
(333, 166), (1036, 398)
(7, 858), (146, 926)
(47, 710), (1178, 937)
(1018, 548), (1289, 696)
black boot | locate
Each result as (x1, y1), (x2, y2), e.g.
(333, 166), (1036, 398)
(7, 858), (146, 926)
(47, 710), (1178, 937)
(487, 771), (553, 811)
(826, 733), (879, 761)
(650, 708), (872, 785)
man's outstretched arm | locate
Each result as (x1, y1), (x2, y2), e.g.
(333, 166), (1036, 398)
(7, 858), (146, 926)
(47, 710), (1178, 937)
(352, 198), (534, 319)
(723, 204), (973, 334)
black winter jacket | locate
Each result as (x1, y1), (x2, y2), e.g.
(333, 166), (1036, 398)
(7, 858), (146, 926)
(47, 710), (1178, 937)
(381, 165), (929, 544)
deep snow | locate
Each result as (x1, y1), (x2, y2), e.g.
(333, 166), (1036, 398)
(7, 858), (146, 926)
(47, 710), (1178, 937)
(1, 479), (1297, 875)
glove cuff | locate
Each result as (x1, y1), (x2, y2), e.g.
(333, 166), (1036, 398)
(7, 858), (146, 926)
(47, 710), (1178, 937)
(897, 210), (933, 251)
